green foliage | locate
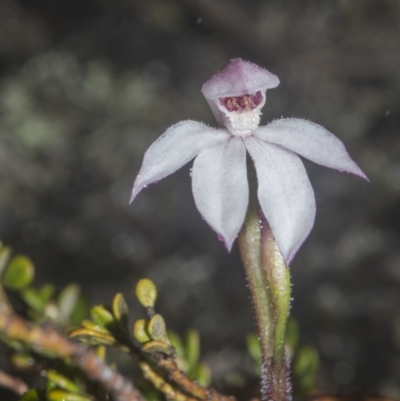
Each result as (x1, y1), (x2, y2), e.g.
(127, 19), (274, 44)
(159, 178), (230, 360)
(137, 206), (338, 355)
(0, 245), (216, 401)
(0, 243), (319, 401)
(293, 345), (319, 394)
(112, 292), (129, 334)
(0, 243), (89, 326)
(47, 391), (91, 401)
(47, 370), (81, 394)
(168, 329), (211, 387)
(147, 314), (170, 344)
(246, 332), (262, 376)
(132, 278), (211, 387)
(19, 389), (47, 401)
(58, 284), (82, 324)
(185, 329), (200, 372)
(2, 255), (34, 290)
(135, 278), (157, 308)
(90, 305), (115, 328)
(20, 285), (55, 314)
(69, 294), (130, 351)
(133, 319), (152, 343)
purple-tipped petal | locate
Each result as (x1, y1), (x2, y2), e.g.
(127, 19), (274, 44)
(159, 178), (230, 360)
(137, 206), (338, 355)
(130, 121), (230, 203)
(255, 118), (368, 180)
(202, 58), (280, 99)
(192, 137), (248, 251)
(245, 136), (316, 264)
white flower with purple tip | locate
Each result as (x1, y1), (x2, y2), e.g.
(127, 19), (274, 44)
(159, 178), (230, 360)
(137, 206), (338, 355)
(130, 59), (367, 264)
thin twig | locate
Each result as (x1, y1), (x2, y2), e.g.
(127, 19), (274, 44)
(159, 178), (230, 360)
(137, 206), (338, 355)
(0, 370), (29, 395)
(0, 312), (145, 401)
(139, 360), (199, 401)
(156, 357), (235, 401)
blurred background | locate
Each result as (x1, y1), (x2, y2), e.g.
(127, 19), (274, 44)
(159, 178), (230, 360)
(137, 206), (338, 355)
(0, 0), (399, 399)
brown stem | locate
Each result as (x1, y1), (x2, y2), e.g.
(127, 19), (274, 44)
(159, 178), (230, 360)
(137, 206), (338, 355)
(139, 360), (199, 401)
(0, 312), (145, 401)
(156, 357), (235, 401)
(0, 370), (29, 396)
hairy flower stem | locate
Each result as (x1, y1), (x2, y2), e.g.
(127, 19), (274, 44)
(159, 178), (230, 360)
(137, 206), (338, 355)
(238, 199), (292, 401)
(261, 217), (291, 367)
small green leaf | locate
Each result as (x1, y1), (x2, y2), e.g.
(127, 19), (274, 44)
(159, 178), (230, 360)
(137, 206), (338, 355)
(81, 319), (111, 334)
(95, 346), (106, 361)
(90, 306), (115, 329)
(21, 288), (45, 312)
(69, 295), (89, 327)
(37, 284), (55, 303)
(46, 378), (57, 392)
(112, 293), (129, 333)
(185, 329), (200, 371)
(293, 345), (319, 392)
(47, 370), (81, 394)
(11, 353), (35, 369)
(142, 340), (174, 356)
(167, 331), (184, 359)
(58, 284), (80, 321)
(135, 279), (157, 308)
(246, 333), (261, 365)
(140, 387), (162, 401)
(19, 389), (46, 401)
(147, 314), (170, 344)
(133, 319), (151, 343)
(47, 390), (90, 401)
(3, 255), (34, 290)
(68, 328), (116, 346)
(191, 363), (211, 387)
(5, 339), (25, 351)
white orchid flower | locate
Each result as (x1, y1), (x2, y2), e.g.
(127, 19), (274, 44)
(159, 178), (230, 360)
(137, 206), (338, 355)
(130, 59), (367, 264)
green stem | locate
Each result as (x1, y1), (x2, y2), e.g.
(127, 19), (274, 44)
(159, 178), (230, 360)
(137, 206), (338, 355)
(261, 218), (291, 366)
(238, 204), (274, 361)
(238, 201), (292, 401)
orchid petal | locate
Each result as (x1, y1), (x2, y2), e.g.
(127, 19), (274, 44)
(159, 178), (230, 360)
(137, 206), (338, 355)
(202, 58), (280, 100)
(202, 59), (279, 130)
(245, 136), (316, 264)
(130, 121), (230, 202)
(192, 138), (248, 251)
(255, 118), (368, 180)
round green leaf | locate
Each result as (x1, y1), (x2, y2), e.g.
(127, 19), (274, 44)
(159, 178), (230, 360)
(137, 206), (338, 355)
(135, 279), (157, 308)
(47, 390), (90, 401)
(147, 314), (170, 344)
(133, 319), (151, 343)
(3, 255), (35, 290)
(90, 305), (115, 328)
(19, 389), (46, 401)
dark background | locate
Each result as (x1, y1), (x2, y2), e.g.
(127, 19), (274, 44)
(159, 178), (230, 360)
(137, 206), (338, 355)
(0, 0), (399, 399)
